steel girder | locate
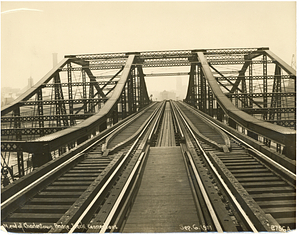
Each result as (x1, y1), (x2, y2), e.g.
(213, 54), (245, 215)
(185, 50), (296, 159)
(1, 47), (296, 183)
(1, 54), (151, 180)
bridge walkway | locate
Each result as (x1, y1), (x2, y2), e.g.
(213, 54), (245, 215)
(122, 146), (199, 233)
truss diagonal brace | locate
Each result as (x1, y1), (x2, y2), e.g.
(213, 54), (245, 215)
(265, 50), (296, 76)
(197, 52), (296, 158)
(230, 52), (262, 93)
(84, 67), (106, 98)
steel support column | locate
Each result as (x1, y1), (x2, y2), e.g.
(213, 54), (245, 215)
(248, 61), (253, 108)
(197, 65), (201, 110)
(82, 69), (87, 113)
(186, 64), (196, 107)
(263, 54), (268, 120)
(36, 88), (44, 136)
(208, 86), (213, 116)
(67, 62), (75, 126)
(54, 72), (68, 127)
(132, 68), (137, 112)
(121, 89), (127, 119)
(137, 66), (149, 108)
(13, 107), (24, 177)
(89, 82), (95, 113)
(127, 72), (133, 115)
(263, 54), (270, 147)
(200, 65), (206, 112)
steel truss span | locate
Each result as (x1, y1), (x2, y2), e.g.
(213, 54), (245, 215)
(1, 47), (295, 199)
(1, 101), (295, 233)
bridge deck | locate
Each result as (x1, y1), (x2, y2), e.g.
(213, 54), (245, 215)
(122, 146), (199, 233)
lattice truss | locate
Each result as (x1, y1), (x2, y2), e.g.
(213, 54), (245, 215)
(186, 48), (296, 129)
(1, 55), (149, 181)
(1, 47), (296, 184)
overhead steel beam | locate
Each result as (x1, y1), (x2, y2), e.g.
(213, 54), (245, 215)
(18, 98), (108, 106)
(225, 92), (295, 99)
(1, 114), (94, 122)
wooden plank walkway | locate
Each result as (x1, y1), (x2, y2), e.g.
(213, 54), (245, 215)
(122, 146), (199, 233)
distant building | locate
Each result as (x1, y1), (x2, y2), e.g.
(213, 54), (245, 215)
(159, 90), (176, 100)
(1, 77), (34, 106)
(28, 77), (34, 89)
(1, 88), (20, 106)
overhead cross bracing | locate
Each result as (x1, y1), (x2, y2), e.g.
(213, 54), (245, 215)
(1, 47), (296, 186)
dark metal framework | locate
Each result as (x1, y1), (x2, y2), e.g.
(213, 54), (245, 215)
(1, 47), (296, 186)
(185, 48), (296, 158)
(1, 54), (150, 183)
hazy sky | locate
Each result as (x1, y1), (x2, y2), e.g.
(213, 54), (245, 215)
(1, 1), (296, 93)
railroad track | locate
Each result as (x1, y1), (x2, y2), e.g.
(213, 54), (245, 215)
(1, 100), (296, 233)
(174, 101), (296, 232)
(1, 102), (163, 233)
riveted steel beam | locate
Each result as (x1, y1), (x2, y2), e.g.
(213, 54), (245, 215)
(197, 51), (296, 159)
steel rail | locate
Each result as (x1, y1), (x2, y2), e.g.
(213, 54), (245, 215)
(68, 102), (164, 233)
(187, 105), (296, 179)
(185, 151), (223, 232)
(99, 152), (145, 233)
(147, 101), (166, 143)
(1, 103), (158, 208)
(174, 102), (258, 232)
(171, 101), (222, 231)
(170, 101), (184, 140)
(97, 102), (165, 233)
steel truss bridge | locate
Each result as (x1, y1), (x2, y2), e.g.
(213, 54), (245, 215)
(1, 47), (296, 185)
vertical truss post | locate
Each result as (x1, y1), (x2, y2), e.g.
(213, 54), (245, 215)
(263, 54), (268, 120)
(248, 61), (253, 108)
(67, 62), (75, 126)
(137, 66), (149, 108)
(208, 86), (213, 116)
(137, 67), (143, 108)
(136, 71), (141, 110)
(263, 54), (270, 147)
(127, 71), (133, 115)
(197, 65), (201, 110)
(186, 64), (196, 107)
(13, 107), (24, 177)
(89, 82), (95, 113)
(193, 66), (198, 109)
(292, 75), (296, 122)
(121, 89), (127, 119)
(54, 73), (61, 127)
(132, 68), (137, 112)
(82, 68), (87, 113)
(37, 88), (44, 136)
(54, 72), (68, 127)
(200, 65), (206, 112)
(270, 65), (282, 121)
(241, 77), (248, 108)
